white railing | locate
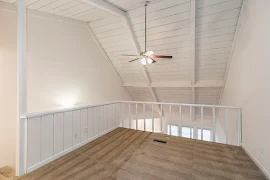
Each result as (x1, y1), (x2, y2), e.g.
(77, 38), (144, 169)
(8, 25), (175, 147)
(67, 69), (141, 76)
(120, 101), (242, 146)
(24, 101), (120, 174)
(23, 100), (241, 174)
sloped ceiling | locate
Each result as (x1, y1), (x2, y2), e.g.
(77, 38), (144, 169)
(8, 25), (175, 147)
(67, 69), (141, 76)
(1, 0), (244, 119)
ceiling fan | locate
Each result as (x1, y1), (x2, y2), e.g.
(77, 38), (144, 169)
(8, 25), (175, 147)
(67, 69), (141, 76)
(121, 1), (173, 65)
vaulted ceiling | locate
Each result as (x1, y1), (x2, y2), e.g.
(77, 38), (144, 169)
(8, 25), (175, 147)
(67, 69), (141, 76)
(1, 0), (244, 118)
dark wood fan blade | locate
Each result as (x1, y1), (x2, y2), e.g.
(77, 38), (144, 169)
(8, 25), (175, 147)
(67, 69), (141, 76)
(152, 55), (173, 59)
(122, 54), (139, 56)
(128, 58), (140, 62)
(151, 58), (156, 63)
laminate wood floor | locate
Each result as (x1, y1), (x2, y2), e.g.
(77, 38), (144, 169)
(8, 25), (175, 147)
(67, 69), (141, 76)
(19, 128), (266, 180)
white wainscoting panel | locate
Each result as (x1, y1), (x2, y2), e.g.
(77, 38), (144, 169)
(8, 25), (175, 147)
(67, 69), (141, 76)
(26, 103), (121, 173)
(63, 111), (72, 150)
(93, 107), (99, 136)
(41, 114), (54, 161)
(72, 110), (81, 146)
(27, 116), (41, 168)
(53, 113), (64, 154)
(80, 109), (88, 142)
(98, 106), (104, 134)
(87, 108), (94, 139)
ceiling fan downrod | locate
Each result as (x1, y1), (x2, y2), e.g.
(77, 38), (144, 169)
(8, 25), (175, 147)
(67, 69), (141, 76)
(143, 1), (149, 53)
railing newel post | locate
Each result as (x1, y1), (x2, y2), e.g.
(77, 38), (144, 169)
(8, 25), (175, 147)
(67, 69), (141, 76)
(24, 117), (28, 173)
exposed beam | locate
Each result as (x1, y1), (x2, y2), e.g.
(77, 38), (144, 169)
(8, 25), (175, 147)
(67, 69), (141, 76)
(124, 12), (162, 115)
(81, 0), (126, 17)
(123, 80), (224, 88)
(190, 0), (196, 85)
(124, 13), (160, 107)
(83, 0), (161, 112)
(190, 0), (196, 112)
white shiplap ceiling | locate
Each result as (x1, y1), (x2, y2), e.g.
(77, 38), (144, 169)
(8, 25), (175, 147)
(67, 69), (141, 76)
(1, 0), (244, 119)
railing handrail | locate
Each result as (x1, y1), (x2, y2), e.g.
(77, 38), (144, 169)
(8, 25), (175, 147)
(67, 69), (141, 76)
(120, 101), (241, 109)
(26, 101), (119, 118)
(26, 100), (240, 119)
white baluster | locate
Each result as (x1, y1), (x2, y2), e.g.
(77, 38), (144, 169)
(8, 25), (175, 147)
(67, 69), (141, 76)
(225, 108), (229, 144)
(143, 104), (146, 131)
(201, 107), (204, 140)
(212, 108), (216, 142)
(238, 109), (242, 146)
(169, 105), (172, 135)
(136, 103), (138, 130)
(160, 104), (163, 133)
(121, 103), (124, 127)
(129, 103), (131, 129)
(179, 106), (182, 137)
(152, 104), (154, 132)
(190, 106), (192, 139)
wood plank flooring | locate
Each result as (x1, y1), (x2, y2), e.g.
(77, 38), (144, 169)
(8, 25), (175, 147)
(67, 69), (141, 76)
(19, 128), (266, 180)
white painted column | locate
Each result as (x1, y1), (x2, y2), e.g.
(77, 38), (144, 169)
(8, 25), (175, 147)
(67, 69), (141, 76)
(16, 0), (27, 176)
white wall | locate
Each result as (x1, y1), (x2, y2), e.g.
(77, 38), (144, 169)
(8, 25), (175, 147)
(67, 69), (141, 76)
(0, 3), (132, 169)
(218, 0), (270, 177)
(26, 11), (132, 113)
(0, 8), (17, 168)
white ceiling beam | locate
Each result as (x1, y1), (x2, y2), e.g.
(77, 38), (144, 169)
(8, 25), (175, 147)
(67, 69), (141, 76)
(124, 11), (162, 115)
(123, 80), (224, 88)
(195, 80), (224, 88)
(190, 0), (196, 86)
(80, 0), (126, 17)
(124, 12), (160, 106)
(190, 0), (196, 111)
(84, 0), (161, 112)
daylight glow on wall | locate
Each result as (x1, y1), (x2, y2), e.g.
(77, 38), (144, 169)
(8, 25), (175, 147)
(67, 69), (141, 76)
(61, 99), (75, 108)
(54, 92), (79, 108)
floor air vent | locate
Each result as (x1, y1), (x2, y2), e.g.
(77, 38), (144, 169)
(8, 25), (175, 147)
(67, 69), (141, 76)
(153, 139), (167, 144)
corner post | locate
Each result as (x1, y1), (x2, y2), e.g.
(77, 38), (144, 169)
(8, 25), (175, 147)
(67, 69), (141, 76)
(16, 0), (27, 176)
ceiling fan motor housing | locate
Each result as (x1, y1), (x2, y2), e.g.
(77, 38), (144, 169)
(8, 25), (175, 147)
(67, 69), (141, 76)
(143, 1), (150, 6)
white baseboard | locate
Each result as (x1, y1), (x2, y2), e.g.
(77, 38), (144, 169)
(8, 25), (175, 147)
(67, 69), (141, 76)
(242, 144), (270, 179)
(27, 125), (119, 173)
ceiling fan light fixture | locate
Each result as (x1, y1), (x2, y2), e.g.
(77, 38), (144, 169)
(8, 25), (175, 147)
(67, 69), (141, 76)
(147, 58), (153, 64)
(123, 1), (173, 64)
(145, 51), (154, 56)
(140, 58), (147, 65)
